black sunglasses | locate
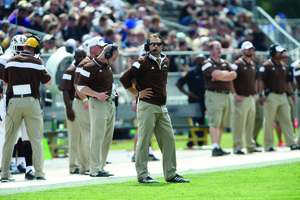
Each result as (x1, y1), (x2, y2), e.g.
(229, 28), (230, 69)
(149, 42), (162, 47)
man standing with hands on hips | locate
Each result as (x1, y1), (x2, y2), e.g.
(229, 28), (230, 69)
(258, 44), (300, 151)
(230, 41), (261, 154)
(77, 44), (119, 177)
(1, 35), (51, 182)
(120, 33), (190, 183)
(202, 41), (237, 157)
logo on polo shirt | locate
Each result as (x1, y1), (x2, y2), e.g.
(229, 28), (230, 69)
(222, 63), (227, 67)
(163, 64), (167, 68)
(99, 69), (102, 72)
(244, 67), (247, 70)
(282, 67), (286, 70)
(272, 67), (275, 70)
(151, 67), (155, 69)
(252, 66), (255, 69)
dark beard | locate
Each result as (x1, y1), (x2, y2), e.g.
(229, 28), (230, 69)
(244, 54), (252, 58)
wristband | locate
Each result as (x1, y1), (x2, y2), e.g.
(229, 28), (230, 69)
(82, 98), (88, 103)
(136, 91), (141, 98)
(259, 94), (263, 97)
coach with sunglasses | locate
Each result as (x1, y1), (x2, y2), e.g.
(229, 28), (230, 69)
(120, 34), (190, 184)
(41, 34), (56, 53)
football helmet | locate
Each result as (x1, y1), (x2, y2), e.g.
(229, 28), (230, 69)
(10, 35), (27, 55)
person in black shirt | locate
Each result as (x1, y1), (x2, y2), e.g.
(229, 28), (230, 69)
(179, 0), (197, 25)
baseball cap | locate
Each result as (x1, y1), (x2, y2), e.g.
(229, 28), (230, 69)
(200, 36), (209, 45)
(241, 41), (254, 50)
(275, 45), (285, 53)
(25, 37), (39, 47)
(42, 34), (55, 43)
(34, 7), (44, 17)
(88, 37), (107, 48)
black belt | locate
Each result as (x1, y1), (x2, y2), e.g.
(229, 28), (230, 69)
(11, 94), (33, 98)
(207, 89), (230, 94)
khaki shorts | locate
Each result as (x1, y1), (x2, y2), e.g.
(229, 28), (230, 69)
(205, 90), (231, 127)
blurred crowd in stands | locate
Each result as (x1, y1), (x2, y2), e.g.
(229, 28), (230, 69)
(0, 0), (271, 73)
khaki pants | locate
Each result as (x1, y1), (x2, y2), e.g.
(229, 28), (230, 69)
(204, 90), (231, 128)
(1, 97), (44, 178)
(89, 98), (115, 173)
(73, 99), (91, 174)
(296, 95), (300, 145)
(231, 96), (256, 151)
(136, 101), (177, 181)
(65, 105), (80, 173)
(263, 93), (296, 149)
(253, 100), (264, 140)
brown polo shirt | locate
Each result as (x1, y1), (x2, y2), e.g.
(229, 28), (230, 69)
(77, 57), (113, 97)
(202, 57), (233, 91)
(120, 53), (169, 106)
(61, 61), (77, 101)
(258, 59), (289, 94)
(3, 52), (51, 98)
(232, 58), (257, 96)
(74, 56), (92, 100)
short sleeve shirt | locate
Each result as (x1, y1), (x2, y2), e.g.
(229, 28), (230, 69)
(201, 57), (233, 91)
(61, 62), (76, 101)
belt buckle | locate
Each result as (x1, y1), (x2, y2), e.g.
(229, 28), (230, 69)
(21, 94), (24, 98)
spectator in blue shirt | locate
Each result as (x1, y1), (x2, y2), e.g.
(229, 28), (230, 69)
(9, 7), (30, 28)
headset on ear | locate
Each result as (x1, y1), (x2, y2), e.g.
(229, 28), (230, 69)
(269, 44), (277, 58)
(144, 33), (164, 52)
(104, 43), (118, 59)
(27, 35), (41, 55)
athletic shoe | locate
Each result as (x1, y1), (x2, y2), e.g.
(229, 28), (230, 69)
(212, 148), (223, 157)
(234, 150), (245, 155)
(70, 168), (79, 174)
(106, 161), (112, 164)
(167, 174), (190, 183)
(131, 154), (135, 162)
(290, 144), (300, 150)
(148, 154), (160, 161)
(17, 163), (26, 173)
(265, 147), (276, 152)
(36, 177), (46, 180)
(10, 162), (20, 174)
(248, 149), (262, 153)
(1, 175), (15, 182)
(90, 171), (110, 177)
(220, 148), (231, 155)
(138, 176), (159, 183)
(25, 170), (36, 180)
(85, 170), (90, 175)
(278, 141), (286, 147)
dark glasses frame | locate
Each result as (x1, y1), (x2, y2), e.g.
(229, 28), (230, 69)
(149, 42), (163, 47)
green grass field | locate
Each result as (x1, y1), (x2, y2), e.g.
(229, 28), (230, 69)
(2, 162), (299, 199)
(109, 128), (298, 151)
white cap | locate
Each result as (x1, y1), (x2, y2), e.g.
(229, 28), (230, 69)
(241, 41), (254, 50)
(88, 37), (107, 48)
(275, 45), (285, 52)
(200, 36), (209, 45)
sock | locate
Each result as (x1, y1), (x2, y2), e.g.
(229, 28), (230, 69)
(17, 157), (25, 166)
(26, 166), (33, 173)
(212, 143), (219, 149)
(149, 146), (153, 155)
(23, 142), (33, 167)
(11, 157), (16, 165)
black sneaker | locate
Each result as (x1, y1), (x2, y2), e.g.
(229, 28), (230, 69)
(85, 170), (90, 175)
(106, 161), (112, 164)
(131, 154), (135, 162)
(212, 148), (223, 157)
(220, 148), (231, 155)
(1, 175), (15, 182)
(90, 171), (110, 177)
(10, 162), (20, 174)
(17, 163), (26, 173)
(148, 154), (160, 161)
(36, 177), (46, 180)
(234, 150), (245, 155)
(290, 144), (300, 150)
(138, 176), (159, 183)
(25, 170), (36, 180)
(167, 174), (190, 183)
(265, 147), (276, 152)
(70, 168), (79, 174)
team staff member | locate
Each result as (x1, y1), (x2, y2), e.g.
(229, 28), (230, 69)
(176, 54), (206, 147)
(1, 36), (51, 182)
(291, 61), (300, 146)
(258, 44), (299, 151)
(73, 37), (107, 175)
(62, 49), (86, 174)
(202, 41), (237, 157)
(230, 41), (261, 154)
(120, 34), (189, 183)
(77, 44), (119, 177)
